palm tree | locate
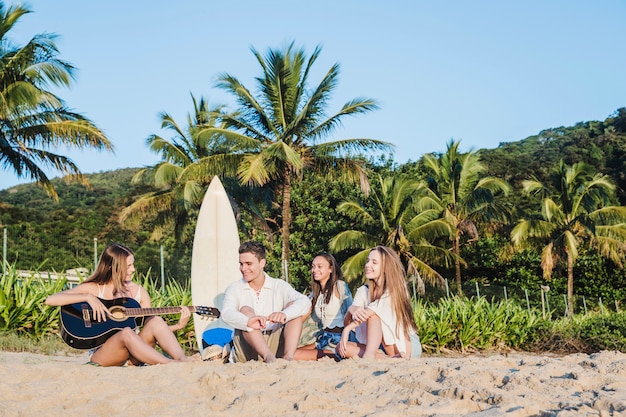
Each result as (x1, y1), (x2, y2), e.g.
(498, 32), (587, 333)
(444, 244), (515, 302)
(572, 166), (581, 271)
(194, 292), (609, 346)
(421, 140), (511, 295)
(120, 94), (231, 240)
(330, 174), (455, 294)
(0, 3), (111, 200)
(511, 160), (626, 316)
(197, 42), (392, 277)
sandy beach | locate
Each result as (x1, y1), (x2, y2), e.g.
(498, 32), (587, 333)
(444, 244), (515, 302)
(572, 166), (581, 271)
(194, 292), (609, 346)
(2, 350), (625, 417)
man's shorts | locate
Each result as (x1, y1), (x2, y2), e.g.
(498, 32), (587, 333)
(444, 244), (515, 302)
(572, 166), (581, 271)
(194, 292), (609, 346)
(232, 327), (284, 362)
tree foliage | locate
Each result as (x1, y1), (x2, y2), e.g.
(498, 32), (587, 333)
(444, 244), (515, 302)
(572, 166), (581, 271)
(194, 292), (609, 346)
(0, 2), (112, 199)
(511, 160), (626, 315)
(193, 42), (392, 274)
(330, 173), (454, 293)
(419, 140), (512, 295)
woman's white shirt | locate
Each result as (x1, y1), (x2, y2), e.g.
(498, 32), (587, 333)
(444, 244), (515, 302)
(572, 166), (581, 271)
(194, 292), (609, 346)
(352, 285), (412, 355)
(314, 286), (344, 329)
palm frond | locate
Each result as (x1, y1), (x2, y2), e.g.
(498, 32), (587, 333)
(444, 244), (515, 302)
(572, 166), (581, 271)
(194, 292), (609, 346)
(339, 249), (371, 283)
(329, 230), (377, 253)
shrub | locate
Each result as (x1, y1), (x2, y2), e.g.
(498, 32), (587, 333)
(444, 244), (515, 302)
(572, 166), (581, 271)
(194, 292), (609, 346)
(0, 266), (65, 338)
(414, 296), (541, 353)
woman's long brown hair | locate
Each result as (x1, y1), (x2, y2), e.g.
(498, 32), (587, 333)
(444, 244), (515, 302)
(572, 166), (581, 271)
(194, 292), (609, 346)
(85, 243), (133, 297)
(367, 246), (418, 338)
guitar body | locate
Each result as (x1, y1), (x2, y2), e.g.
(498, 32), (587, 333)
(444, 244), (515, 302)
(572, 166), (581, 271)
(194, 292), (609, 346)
(60, 297), (142, 350)
(59, 297), (220, 350)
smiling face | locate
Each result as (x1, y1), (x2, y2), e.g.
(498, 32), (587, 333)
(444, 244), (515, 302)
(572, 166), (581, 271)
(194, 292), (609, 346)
(365, 249), (383, 287)
(124, 254), (136, 284)
(239, 251), (266, 287)
(311, 255), (332, 287)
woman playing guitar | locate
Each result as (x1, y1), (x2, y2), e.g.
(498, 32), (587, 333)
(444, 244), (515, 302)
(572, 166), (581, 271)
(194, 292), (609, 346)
(46, 243), (196, 366)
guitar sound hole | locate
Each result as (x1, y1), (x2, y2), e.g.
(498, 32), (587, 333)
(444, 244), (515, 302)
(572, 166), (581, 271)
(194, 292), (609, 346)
(108, 307), (127, 321)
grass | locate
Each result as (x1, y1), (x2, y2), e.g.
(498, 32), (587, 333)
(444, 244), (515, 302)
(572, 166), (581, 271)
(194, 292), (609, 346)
(0, 332), (79, 356)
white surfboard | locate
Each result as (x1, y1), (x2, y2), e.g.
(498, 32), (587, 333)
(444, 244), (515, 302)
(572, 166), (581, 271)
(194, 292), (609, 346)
(191, 176), (241, 354)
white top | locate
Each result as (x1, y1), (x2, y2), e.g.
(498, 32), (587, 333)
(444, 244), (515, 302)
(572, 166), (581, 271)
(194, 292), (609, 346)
(352, 285), (414, 355)
(221, 273), (311, 332)
(97, 284), (142, 302)
(314, 281), (352, 329)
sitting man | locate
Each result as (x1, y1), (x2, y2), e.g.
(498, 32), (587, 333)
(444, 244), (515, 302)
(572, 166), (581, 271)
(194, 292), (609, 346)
(221, 241), (310, 362)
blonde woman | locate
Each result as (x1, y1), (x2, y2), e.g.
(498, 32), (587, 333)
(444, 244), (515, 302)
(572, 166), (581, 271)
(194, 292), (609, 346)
(46, 243), (193, 366)
(336, 246), (421, 359)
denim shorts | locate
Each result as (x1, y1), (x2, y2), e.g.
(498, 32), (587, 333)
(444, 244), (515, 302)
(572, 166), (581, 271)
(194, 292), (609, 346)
(317, 331), (339, 350)
(317, 330), (357, 350)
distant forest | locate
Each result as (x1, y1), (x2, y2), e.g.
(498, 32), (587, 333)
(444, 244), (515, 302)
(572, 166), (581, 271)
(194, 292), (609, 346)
(1, 108), (625, 304)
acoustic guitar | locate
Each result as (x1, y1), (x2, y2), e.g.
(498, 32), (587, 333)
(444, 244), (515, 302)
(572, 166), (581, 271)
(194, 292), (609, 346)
(59, 297), (220, 350)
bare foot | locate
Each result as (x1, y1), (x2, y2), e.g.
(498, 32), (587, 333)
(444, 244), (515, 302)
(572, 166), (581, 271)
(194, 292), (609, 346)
(263, 353), (277, 363)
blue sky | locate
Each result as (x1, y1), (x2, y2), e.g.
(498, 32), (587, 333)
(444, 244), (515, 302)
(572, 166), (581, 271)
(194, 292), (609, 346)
(2, 0), (625, 190)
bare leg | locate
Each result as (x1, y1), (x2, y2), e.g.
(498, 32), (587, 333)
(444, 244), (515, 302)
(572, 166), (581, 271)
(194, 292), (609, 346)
(294, 344), (320, 361)
(137, 316), (187, 361)
(91, 327), (173, 366)
(241, 330), (276, 362)
(282, 318), (303, 360)
(239, 306), (276, 362)
(363, 314), (383, 359)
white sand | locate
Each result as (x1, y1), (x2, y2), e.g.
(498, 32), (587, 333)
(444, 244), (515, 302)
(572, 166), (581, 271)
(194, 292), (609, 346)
(2, 350), (626, 416)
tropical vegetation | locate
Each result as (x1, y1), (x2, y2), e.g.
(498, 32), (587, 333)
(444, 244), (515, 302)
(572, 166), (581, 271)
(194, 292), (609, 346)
(120, 94), (230, 242)
(511, 160), (626, 316)
(191, 42), (393, 276)
(418, 140), (512, 295)
(2, 113), (626, 308)
(329, 173), (454, 295)
(1, 1), (626, 356)
(3, 264), (626, 356)
(0, 2), (112, 200)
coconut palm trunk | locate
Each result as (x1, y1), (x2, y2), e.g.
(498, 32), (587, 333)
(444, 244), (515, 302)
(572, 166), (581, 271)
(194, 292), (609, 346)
(454, 232), (463, 296)
(281, 170), (293, 281)
(567, 249), (574, 316)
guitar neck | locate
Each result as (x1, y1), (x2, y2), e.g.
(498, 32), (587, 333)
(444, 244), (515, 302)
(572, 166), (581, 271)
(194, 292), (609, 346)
(124, 306), (198, 318)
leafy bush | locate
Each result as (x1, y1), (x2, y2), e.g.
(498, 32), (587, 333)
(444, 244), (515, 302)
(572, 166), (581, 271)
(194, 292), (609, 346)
(0, 266), (65, 337)
(414, 296), (540, 353)
(3, 261), (626, 356)
(139, 274), (197, 351)
(522, 312), (626, 353)
(576, 312), (626, 352)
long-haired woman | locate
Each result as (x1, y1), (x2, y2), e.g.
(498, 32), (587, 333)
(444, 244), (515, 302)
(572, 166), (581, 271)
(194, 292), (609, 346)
(295, 252), (352, 360)
(336, 245), (421, 359)
(46, 243), (194, 366)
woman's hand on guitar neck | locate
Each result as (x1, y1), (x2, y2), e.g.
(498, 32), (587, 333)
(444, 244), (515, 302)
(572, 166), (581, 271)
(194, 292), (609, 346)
(170, 306), (191, 332)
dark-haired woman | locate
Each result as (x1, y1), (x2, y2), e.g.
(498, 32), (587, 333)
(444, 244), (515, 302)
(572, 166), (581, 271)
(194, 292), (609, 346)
(295, 252), (353, 360)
